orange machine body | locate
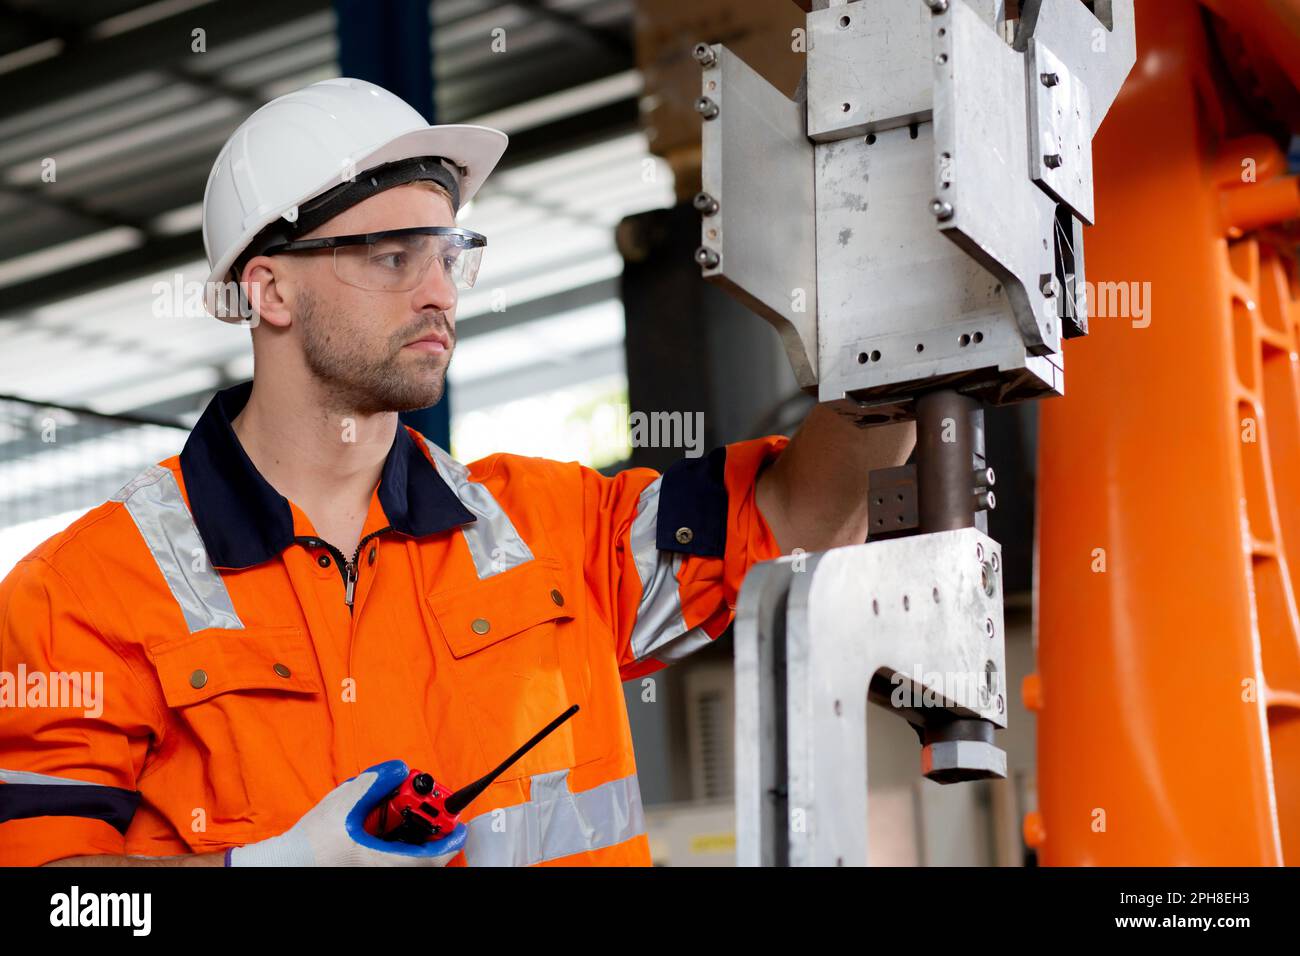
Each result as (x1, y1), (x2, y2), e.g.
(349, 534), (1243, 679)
(1033, 0), (1300, 864)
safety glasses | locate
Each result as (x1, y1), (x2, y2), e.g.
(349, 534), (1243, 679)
(261, 226), (487, 292)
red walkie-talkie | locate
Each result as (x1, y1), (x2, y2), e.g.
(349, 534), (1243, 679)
(363, 704), (579, 844)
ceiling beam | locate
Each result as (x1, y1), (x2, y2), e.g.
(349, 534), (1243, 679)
(0, 0), (325, 121)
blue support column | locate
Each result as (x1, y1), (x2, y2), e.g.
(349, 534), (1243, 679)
(334, 0), (451, 451)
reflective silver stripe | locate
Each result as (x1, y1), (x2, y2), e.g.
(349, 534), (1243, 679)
(626, 477), (713, 664)
(111, 465), (243, 633)
(462, 770), (646, 866)
(643, 623), (715, 665)
(420, 437), (534, 578)
(0, 768), (99, 787)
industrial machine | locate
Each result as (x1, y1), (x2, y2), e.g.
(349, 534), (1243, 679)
(694, 0), (1138, 865)
(688, 0), (1300, 866)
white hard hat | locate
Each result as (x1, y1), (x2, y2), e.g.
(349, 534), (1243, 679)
(201, 76), (508, 321)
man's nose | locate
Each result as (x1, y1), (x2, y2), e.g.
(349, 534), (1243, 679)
(412, 254), (458, 313)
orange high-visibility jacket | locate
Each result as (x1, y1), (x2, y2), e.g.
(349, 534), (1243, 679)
(0, 381), (788, 865)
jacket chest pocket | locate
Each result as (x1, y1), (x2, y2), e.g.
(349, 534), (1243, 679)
(153, 625), (321, 706)
(149, 625), (329, 832)
(426, 558), (586, 784)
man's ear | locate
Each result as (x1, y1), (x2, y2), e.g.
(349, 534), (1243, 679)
(241, 257), (293, 328)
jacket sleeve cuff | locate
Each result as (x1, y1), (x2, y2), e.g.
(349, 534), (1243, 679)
(668, 435), (789, 639)
(0, 815), (127, 866)
(655, 435), (788, 559)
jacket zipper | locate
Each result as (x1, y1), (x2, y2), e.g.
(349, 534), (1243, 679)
(297, 525), (392, 613)
(342, 527), (392, 612)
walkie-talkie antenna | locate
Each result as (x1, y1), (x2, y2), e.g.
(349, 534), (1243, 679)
(444, 704), (579, 816)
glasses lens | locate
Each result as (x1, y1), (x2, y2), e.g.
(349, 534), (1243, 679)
(453, 243), (484, 288)
(333, 233), (484, 292)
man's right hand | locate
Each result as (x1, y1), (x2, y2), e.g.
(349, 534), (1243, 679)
(228, 759), (467, 867)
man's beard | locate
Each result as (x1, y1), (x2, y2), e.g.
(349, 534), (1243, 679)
(297, 288), (452, 416)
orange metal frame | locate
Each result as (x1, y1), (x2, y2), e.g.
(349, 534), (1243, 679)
(1030, 0), (1300, 864)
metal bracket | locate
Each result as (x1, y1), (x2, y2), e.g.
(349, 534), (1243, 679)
(697, 44), (819, 389)
(1014, 0), (1138, 136)
(868, 463), (919, 536)
(735, 527), (1007, 866)
(932, 0), (1060, 356)
(806, 2), (933, 141)
(1028, 40), (1096, 224)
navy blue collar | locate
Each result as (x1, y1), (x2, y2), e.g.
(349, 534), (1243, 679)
(179, 380), (475, 569)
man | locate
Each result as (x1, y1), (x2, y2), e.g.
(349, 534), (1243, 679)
(0, 78), (913, 866)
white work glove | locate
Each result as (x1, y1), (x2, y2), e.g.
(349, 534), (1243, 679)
(227, 759), (467, 867)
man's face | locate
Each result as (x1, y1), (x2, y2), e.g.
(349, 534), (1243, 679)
(279, 182), (460, 416)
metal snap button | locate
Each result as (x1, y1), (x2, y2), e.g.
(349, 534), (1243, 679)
(550, 588), (565, 607)
(189, 669), (208, 689)
(471, 618), (490, 635)
(675, 526), (694, 545)
(273, 663), (291, 678)
(317, 554), (331, 568)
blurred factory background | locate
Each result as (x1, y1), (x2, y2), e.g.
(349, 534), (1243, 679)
(0, 0), (1041, 865)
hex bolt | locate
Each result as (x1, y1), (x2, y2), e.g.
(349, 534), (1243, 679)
(1040, 275), (1057, 298)
(692, 43), (717, 68)
(695, 96), (719, 120)
(693, 191), (719, 216)
(1040, 71), (1060, 87)
(931, 199), (954, 221)
(695, 246), (720, 268)
(924, 0), (950, 11)
(1044, 153), (1064, 169)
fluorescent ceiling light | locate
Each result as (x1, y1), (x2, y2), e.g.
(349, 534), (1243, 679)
(0, 73), (167, 140)
(91, 0), (218, 39)
(451, 299), (624, 382)
(151, 202), (205, 235)
(0, 84), (204, 168)
(4, 99), (239, 187)
(458, 252), (623, 322)
(188, 11), (333, 73)
(0, 39), (64, 76)
(464, 70), (641, 135)
(0, 228), (143, 288)
(83, 365), (221, 416)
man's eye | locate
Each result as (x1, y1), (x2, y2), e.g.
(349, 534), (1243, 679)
(441, 254), (458, 271)
(373, 251), (407, 269)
